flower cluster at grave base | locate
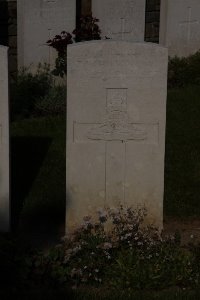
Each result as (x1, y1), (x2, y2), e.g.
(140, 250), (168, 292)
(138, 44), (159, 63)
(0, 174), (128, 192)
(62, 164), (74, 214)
(27, 206), (200, 290)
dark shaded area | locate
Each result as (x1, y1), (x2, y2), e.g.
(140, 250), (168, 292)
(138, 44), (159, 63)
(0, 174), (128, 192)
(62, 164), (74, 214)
(76, 0), (92, 29)
(0, 0), (17, 77)
(0, 1), (8, 46)
(11, 136), (52, 231)
(0, 290), (75, 300)
(76, 0), (82, 29)
(145, 0), (161, 43)
(164, 85), (200, 217)
(7, 0), (18, 78)
(0, 231), (73, 298)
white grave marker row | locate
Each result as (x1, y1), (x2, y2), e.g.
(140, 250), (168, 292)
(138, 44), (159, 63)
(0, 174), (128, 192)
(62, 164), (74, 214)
(17, 0), (76, 71)
(92, 0), (146, 41)
(17, 0), (146, 70)
(160, 0), (200, 57)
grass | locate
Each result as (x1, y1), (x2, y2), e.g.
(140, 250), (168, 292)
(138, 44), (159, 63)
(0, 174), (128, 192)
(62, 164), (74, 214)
(11, 116), (66, 236)
(60, 288), (200, 300)
(164, 85), (200, 217)
(2, 287), (200, 300)
(64, 288), (200, 300)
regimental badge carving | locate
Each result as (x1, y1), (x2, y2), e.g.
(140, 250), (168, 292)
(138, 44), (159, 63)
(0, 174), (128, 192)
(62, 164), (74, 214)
(87, 89), (147, 141)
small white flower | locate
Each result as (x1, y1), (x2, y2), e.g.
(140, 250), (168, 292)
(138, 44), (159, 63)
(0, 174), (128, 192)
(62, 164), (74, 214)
(125, 233), (132, 239)
(72, 285), (77, 290)
(97, 242), (113, 250)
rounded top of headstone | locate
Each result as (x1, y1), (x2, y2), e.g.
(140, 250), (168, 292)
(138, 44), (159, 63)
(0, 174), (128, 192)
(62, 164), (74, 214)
(67, 40), (168, 58)
(0, 45), (9, 53)
(68, 40), (168, 50)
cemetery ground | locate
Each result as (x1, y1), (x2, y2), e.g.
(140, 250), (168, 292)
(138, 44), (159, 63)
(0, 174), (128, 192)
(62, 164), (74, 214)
(2, 61), (200, 298)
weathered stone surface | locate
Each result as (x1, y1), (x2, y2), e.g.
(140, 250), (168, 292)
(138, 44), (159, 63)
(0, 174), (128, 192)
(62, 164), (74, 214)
(66, 41), (168, 231)
(0, 46), (10, 232)
(92, 0), (146, 41)
(17, 0), (76, 70)
(160, 0), (200, 57)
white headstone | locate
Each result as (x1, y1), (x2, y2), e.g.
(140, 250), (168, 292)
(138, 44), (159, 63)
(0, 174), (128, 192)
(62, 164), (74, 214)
(66, 41), (168, 231)
(17, 0), (76, 70)
(0, 46), (10, 232)
(160, 0), (200, 57)
(92, 0), (146, 41)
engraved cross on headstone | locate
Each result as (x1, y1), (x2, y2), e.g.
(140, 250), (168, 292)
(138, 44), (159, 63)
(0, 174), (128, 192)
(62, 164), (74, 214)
(112, 18), (131, 40)
(74, 88), (158, 204)
(179, 6), (199, 43)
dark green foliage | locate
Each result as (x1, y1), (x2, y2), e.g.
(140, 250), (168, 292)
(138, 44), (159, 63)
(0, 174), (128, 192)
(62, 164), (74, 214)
(46, 31), (73, 54)
(35, 85), (66, 116)
(0, 234), (35, 291)
(53, 55), (67, 78)
(10, 67), (66, 120)
(164, 85), (200, 217)
(10, 65), (53, 120)
(46, 31), (73, 77)
(73, 15), (101, 42)
(46, 15), (101, 77)
(19, 207), (200, 292)
(168, 51), (200, 88)
(188, 243), (200, 277)
(110, 242), (193, 290)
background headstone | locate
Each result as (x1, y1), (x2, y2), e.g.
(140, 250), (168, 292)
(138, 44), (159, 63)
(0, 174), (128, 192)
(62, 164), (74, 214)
(160, 0), (200, 57)
(17, 0), (76, 70)
(0, 46), (10, 232)
(66, 41), (168, 231)
(92, 0), (146, 41)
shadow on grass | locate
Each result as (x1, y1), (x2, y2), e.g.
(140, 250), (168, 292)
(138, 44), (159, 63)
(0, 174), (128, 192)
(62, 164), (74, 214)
(11, 136), (52, 231)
